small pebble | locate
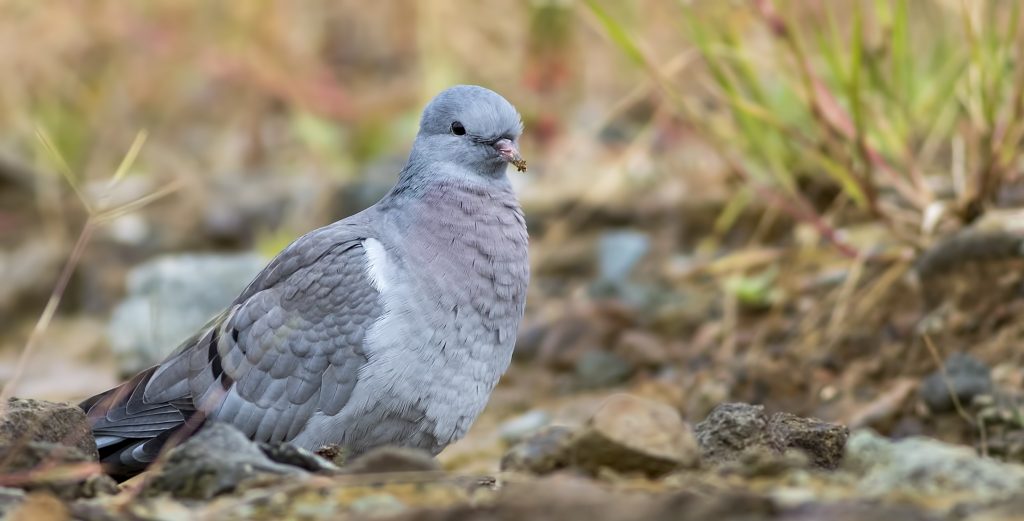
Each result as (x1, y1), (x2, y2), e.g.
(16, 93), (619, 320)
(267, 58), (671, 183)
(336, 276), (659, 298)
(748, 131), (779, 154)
(499, 410), (552, 444)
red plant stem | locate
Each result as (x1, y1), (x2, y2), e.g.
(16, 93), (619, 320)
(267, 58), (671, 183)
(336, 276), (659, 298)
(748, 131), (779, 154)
(753, 0), (929, 213)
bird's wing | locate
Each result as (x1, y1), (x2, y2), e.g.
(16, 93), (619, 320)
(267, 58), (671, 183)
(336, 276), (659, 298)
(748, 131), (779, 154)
(83, 222), (383, 476)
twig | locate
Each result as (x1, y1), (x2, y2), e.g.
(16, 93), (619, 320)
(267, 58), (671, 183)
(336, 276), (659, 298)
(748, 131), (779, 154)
(0, 220), (96, 406)
(922, 334), (976, 427)
(0, 128), (173, 414)
(825, 248), (868, 341)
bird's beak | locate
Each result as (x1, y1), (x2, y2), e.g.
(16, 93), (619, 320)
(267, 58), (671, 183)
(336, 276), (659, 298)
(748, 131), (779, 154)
(493, 138), (527, 172)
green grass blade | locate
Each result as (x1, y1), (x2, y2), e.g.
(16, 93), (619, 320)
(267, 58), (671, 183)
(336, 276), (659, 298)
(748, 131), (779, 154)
(35, 126), (92, 215)
(583, 0), (646, 68)
(110, 130), (148, 186)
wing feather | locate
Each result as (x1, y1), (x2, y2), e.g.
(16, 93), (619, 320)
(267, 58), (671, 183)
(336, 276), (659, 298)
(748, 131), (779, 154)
(81, 222), (384, 478)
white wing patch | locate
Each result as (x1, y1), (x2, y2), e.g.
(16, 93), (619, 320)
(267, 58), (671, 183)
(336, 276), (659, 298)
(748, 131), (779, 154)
(362, 238), (391, 292)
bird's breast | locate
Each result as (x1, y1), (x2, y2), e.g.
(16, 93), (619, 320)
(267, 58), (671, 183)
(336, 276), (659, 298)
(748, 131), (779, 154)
(355, 181), (529, 445)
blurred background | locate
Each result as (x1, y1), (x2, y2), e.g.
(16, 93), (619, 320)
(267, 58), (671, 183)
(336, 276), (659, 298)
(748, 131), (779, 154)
(2, 0), (1024, 471)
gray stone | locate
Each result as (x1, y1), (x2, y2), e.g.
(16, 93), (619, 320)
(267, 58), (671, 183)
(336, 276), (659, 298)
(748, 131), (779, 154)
(843, 429), (1024, 501)
(596, 230), (650, 286)
(0, 398), (116, 499)
(919, 352), (992, 413)
(0, 488), (24, 519)
(141, 422), (306, 500)
(573, 350), (634, 390)
(107, 253), (266, 373)
(498, 410), (551, 444)
(0, 442), (116, 499)
(0, 398), (97, 460)
(694, 402), (771, 464)
(500, 426), (574, 475)
(694, 402), (848, 470)
(768, 412), (848, 470)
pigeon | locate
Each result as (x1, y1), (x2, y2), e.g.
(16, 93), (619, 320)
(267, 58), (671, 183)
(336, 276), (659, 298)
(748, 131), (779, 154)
(81, 85), (530, 479)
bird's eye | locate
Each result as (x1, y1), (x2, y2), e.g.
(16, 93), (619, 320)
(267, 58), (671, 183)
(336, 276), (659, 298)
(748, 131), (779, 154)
(450, 121), (466, 136)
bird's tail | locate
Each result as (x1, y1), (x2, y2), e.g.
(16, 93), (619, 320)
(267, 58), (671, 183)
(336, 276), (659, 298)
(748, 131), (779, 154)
(79, 366), (198, 480)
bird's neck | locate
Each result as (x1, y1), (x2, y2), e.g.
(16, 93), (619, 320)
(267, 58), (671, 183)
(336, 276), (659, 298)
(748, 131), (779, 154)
(388, 159), (513, 204)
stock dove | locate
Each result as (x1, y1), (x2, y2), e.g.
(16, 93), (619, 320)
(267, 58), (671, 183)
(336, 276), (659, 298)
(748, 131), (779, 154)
(81, 85), (530, 479)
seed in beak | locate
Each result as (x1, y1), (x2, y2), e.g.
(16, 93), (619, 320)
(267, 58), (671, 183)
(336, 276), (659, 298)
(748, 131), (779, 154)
(493, 138), (527, 172)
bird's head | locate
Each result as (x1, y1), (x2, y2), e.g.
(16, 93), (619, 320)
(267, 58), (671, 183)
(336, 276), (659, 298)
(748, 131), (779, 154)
(413, 85), (526, 179)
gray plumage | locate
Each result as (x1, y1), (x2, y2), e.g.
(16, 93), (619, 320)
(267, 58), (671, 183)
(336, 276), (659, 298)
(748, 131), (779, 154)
(81, 85), (530, 479)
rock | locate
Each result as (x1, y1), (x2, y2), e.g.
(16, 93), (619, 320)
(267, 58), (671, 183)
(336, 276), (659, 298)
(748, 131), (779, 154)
(498, 410), (551, 444)
(588, 232), (659, 310)
(0, 398), (97, 460)
(568, 394), (700, 476)
(500, 426), (574, 474)
(107, 253), (266, 374)
(341, 446), (441, 475)
(694, 402), (771, 465)
(259, 442), (339, 473)
(843, 429), (1024, 502)
(0, 487), (25, 518)
(0, 397), (116, 499)
(141, 422), (306, 500)
(919, 352), (992, 413)
(767, 413), (848, 470)
(694, 402), (848, 470)
(573, 350), (635, 389)
(596, 230), (649, 286)
(0, 441), (116, 500)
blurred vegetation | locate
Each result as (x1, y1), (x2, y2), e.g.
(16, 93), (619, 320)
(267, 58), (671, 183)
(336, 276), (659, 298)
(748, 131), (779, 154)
(588, 0), (1024, 253)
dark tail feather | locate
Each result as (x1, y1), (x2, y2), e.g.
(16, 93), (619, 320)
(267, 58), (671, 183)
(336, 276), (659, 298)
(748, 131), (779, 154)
(80, 366), (196, 480)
